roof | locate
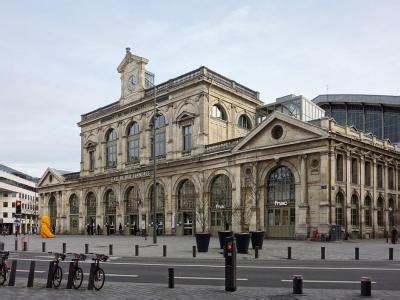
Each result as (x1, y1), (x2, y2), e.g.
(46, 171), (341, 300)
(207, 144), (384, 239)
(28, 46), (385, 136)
(312, 94), (400, 107)
(0, 164), (39, 182)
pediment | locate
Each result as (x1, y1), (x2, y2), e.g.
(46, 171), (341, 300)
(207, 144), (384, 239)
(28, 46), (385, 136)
(37, 168), (65, 187)
(117, 48), (149, 73)
(233, 112), (329, 152)
(176, 111), (196, 123)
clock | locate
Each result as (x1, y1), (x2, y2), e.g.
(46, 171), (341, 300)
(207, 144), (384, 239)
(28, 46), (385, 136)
(127, 75), (137, 91)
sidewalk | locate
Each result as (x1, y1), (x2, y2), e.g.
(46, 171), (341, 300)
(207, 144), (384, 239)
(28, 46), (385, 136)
(1, 234), (399, 261)
(1, 280), (400, 299)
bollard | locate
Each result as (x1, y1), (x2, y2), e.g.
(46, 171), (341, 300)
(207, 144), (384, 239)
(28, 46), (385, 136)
(225, 236), (237, 292)
(389, 248), (393, 260)
(85, 243), (89, 254)
(27, 260), (35, 287)
(135, 245), (139, 256)
(66, 261), (75, 289)
(42, 242), (46, 253)
(87, 263), (96, 290)
(255, 246), (259, 259)
(15, 239), (18, 251)
(23, 241), (28, 251)
(46, 261), (55, 288)
(361, 277), (371, 296)
(163, 245), (167, 257)
(62, 242), (66, 254)
(0, 242), (4, 251)
(109, 244), (113, 256)
(8, 260), (17, 287)
(168, 268), (174, 288)
(292, 275), (303, 295)
(321, 247), (325, 260)
(288, 246), (292, 259)
(355, 247), (359, 260)
(193, 245), (196, 258)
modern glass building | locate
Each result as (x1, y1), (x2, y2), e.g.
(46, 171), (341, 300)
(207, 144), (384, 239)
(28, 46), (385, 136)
(313, 94), (400, 144)
(256, 94), (325, 124)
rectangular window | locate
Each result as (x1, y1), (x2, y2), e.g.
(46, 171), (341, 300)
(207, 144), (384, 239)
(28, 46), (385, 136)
(377, 164), (383, 188)
(154, 130), (166, 157)
(12, 202), (15, 208)
(3, 202), (7, 207)
(281, 209), (288, 225)
(365, 209), (371, 227)
(377, 210), (384, 227)
(351, 208), (358, 226)
(290, 208), (296, 225)
(388, 167), (394, 190)
(3, 193), (8, 197)
(128, 137), (140, 162)
(335, 207), (343, 226)
(183, 125), (192, 152)
(3, 212), (7, 218)
(365, 161), (371, 186)
(268, 209), (274, 226)
(336, 154), (344, 182)
(89, 150), (95, 171)
(274, 210), (280, 226)
(351, 158), (358, 184)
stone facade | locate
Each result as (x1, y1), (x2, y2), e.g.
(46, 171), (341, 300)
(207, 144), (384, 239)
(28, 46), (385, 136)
(38, 49), (400, 239)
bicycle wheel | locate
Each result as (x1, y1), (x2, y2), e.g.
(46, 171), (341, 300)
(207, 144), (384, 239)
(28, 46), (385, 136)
(72, 267), (83, 289)
(93, 268), (105, 290)
(0, 268), (7, 285)
(53, 266), (63, 288)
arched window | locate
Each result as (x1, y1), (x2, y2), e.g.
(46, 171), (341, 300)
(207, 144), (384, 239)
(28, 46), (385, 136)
(364, 196), (372, 227)
(377, 197), (384, 227)
(267, 166), (295, 205)
(210, 174), (232, 229)
(86, 192), (97, 225)
(211, 104), (227, 120)
(178, 179), (196, 210)
(106, 129), (117, 167)
(69, 194), (79, 215)
(335, 193), (344, 226)
(125, 186), (139, 215)
(210, 175), (232, 208)
(351, 194), (359, 226)
(152, 114), (166, 158)
(128, 122), (140, 162)
(149, 183), (165, 211)
(238, 114), (252, 130)
(105, 190), (116, 226)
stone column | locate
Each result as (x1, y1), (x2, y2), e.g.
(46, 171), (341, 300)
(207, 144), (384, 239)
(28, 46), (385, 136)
(319, 152), (330, 235)
(384, 162), (389, 232)
(346, 152), (352, 234)
(232, 166), (242, 233)
(297, 155), (309, 238)
(197, 91), (209, 149)
(330, 151), (337, 225)
(360, 156), (365, 237)
(372, 159), (378, 237)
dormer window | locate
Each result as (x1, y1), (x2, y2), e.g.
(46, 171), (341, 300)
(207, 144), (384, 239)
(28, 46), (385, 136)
(211, 104), (227, 120)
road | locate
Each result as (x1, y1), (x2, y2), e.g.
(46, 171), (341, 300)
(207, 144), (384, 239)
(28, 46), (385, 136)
(6, 251), (400, 291)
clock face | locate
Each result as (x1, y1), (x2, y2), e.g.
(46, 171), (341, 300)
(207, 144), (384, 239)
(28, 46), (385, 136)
(127, 75), (137, 91)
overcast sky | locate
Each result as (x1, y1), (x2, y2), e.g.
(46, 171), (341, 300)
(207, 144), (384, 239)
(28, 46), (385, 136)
(1, 0), (399, 177)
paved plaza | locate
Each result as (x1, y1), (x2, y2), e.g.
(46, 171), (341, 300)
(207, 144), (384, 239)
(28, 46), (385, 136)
(1, 234), (399, 261)
(0, 279), (399, 300)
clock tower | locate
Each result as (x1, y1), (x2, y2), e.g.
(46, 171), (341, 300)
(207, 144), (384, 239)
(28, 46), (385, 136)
(117, 47), (151, 105)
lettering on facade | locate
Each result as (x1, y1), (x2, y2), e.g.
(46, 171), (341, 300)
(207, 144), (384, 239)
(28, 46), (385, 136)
(111, 170), (151, 182)
(274, 200), (288, 206)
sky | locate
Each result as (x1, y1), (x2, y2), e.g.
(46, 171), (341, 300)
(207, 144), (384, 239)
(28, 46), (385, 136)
(0, 0), (399, 177)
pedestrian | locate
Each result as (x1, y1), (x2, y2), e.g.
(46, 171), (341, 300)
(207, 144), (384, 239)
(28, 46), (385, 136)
(133, 223), (137, 236)
(391, 226), (398, 244)
(91, 222), (95, 235)
(86, 223), (90, 235)
(52, 224), (56, 234)
(97, 224), (101, 235)
(119, 223), (123, 235)
(106, 222), (110, 236)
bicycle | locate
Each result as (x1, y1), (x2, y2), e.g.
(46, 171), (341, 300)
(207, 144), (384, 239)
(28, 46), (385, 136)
(0, 251), (10, 285)
(48, 252), (66, 288)
(91, 253), (108, 290)
(67, 253), (87, 289)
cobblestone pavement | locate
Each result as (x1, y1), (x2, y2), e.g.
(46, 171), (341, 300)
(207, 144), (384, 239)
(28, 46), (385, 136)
(1, 234), (399, 261)
(1, 279), (400, 299)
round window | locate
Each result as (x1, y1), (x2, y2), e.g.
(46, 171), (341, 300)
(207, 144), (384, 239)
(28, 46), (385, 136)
(311, 159), (320, 169)
(271, 125), (283, 140)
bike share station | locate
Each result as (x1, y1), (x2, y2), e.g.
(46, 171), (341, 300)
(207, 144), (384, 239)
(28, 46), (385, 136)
(0, 249), (109, 291)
